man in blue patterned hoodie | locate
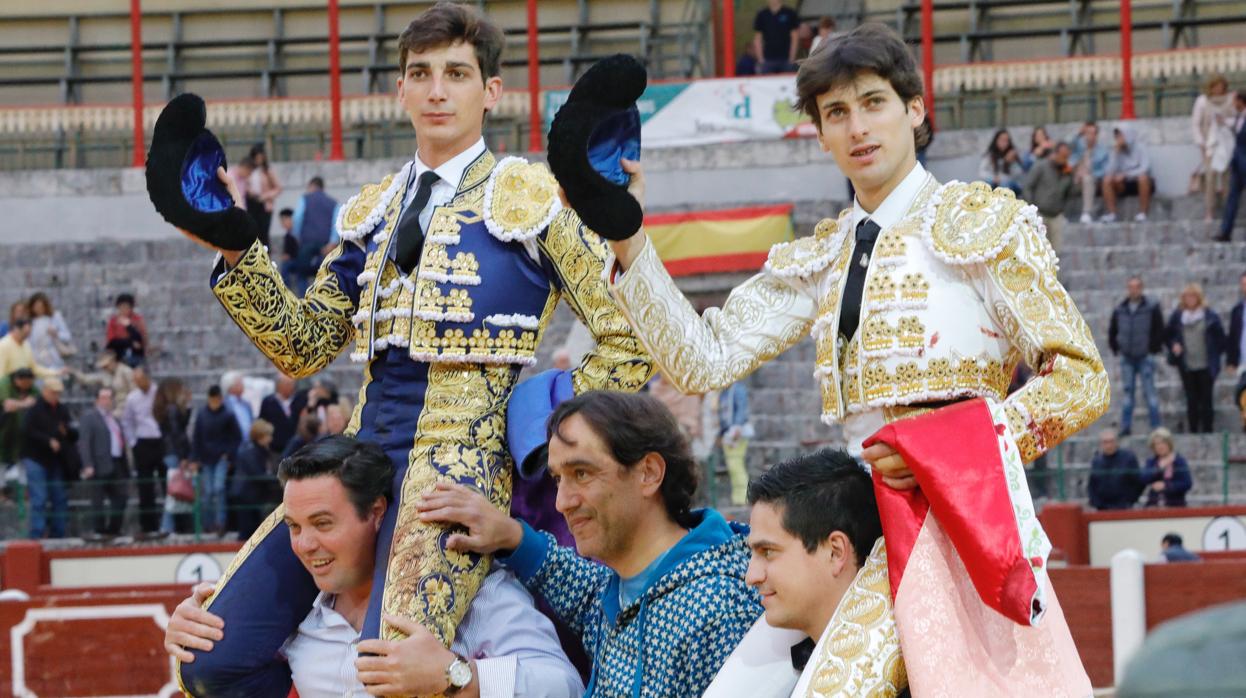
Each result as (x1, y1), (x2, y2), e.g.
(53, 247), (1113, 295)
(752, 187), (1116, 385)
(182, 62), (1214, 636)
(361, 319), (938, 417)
(419, 390), (761, 697)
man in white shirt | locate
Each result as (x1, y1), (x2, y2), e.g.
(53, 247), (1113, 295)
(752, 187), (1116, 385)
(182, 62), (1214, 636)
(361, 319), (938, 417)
(122, 365), (166, 538)
(164, 436), (582, 697)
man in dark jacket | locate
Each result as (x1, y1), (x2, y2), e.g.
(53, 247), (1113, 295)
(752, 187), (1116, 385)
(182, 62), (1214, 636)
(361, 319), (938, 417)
(1228, 273), (1246, 430)
(1022, 141), (1074, 252)
(258, 374), (303, 456)
(22, 377), (72, 539)
(1087, 428), (1143, 510)
(78, 387), (129, 538)
(192, 385), (242, 535)
(1108, 276), (1165, 435)
(1214, 91), (1246, 242)
(289, 176), (340, 294)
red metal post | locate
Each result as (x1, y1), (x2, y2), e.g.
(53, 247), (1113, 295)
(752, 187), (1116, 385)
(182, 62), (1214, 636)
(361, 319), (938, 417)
(130, 0), (145, 167)
(723, 0), (736, 77)
(921, 0), (935, 131)
(328, 0), (345, 160)
(527, 0), (542, 151)
(1120, 0), (1135, 119)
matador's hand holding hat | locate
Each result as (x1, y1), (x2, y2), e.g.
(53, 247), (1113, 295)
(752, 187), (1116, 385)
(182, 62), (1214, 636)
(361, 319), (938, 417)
(145, 93), (258, 252)
(547, 54), (646, 241)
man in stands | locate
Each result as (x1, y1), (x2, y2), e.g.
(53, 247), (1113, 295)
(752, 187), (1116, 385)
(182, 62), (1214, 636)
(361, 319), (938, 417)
(1071, 121), (1110, 223)
(418, 390), (761, 697)
(1088, 428), (1143, 510)
(1023, 140), (1074, 252)
(1160, 532), (1201, 562)
(22, 376), (71, 539)
(1101, 122), (1154, 222)
(165, 435), (582, 697)
(1109, 276), (1165, 435)
(259, 374), (303, 456)
(78, 386), (130, 539)
(743, 449), (906, 695)
(753, 0), (800, 74)
(289, 176), (339, 294)
(599, 22), (1103, 694)
(1216, 90), (1246, 241)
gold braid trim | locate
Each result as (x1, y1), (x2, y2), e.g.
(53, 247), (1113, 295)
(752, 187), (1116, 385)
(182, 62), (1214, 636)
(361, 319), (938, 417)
(213, 241), (355, 378)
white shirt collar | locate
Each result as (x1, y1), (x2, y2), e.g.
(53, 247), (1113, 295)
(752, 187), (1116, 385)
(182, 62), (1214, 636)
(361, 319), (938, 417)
(413, 137), (487, 192)
(851, 162), (929, 233)
(307, 592), (357, 632)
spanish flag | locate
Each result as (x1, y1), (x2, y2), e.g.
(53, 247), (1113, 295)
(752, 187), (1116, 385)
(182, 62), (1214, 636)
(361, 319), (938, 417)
(644, 204), (794, 277)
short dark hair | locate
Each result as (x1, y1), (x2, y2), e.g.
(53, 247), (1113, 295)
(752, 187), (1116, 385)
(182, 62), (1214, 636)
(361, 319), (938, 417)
(279, 207), (294, 218)
(207, 385), (222, 398)
(548, 391), (699, 528)
(308, 176), (324, 190)
(115, 293), (135, 307)
(1162, 532), (1184, 547)
(278, 435), (394, 519)
(1083, 121), (1098, 131)
(747, 449), (882, 567)
(795, 22), (931, 148)
(398, 2), (504, 83)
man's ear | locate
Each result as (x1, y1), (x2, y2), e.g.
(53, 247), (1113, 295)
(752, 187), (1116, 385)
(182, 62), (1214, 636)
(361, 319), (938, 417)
(372, 497), (387, 531)
(637, 452), (667, 498)
(824, 530), (854, 578)
(907, 94), (926, 130)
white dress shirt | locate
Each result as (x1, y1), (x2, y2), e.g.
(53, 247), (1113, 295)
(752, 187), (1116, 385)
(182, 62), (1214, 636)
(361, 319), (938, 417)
(404, 138), (488, 235)
(281, 568), (583, 698)
(850, 161), (931, 233)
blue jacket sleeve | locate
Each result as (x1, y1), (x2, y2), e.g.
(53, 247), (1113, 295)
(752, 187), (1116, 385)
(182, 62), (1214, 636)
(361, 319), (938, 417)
(499, 521), (611, 638)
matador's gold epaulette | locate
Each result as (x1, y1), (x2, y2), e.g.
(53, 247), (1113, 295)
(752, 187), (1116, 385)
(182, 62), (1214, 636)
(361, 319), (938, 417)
(483, 156), (563, 243)
(764, 209), (850, 279)
(337, 170), (403, 245)
(921, 180), (1031, 265)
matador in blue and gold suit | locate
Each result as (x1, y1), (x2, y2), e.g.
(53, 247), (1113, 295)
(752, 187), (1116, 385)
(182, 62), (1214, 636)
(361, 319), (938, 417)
(177, 142), (653, 695)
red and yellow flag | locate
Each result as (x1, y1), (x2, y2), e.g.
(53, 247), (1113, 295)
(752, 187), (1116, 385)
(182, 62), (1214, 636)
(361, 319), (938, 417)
(643, 204), (794, 277)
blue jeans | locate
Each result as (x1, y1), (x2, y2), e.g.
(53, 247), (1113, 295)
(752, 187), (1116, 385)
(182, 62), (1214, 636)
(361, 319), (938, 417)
(24, 458), (67, 539)
(1120, 355), (1161, 432)
(199, 458), (229, 531)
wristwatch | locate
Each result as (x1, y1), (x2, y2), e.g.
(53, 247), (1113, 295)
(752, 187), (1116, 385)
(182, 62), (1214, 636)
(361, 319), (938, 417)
(445, 653), (473, 694)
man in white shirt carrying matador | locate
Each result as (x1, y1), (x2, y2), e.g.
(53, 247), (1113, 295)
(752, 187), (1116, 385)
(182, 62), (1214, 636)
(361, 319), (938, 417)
(596, 23), (1108, 697)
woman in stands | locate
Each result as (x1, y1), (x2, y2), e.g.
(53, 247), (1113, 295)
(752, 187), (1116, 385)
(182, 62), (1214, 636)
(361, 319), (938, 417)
(1023, 125), (1054, 171)
(1142, 427), (1193, 507)
(1165, 282), (1226, 434)
(1192, 75), (1238, 222)
(27, 293), (75, 373)
(978, 128), (1023, 194)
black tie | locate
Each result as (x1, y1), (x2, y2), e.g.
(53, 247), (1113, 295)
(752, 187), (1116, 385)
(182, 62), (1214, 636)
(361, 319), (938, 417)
(838, 218), (882, 342)
(395, 170), (440, 273)
(790, 637), (816, 671)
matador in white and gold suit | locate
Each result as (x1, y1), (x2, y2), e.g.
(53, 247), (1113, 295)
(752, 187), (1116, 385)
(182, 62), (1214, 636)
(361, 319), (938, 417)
(607, 161), (1109, 697)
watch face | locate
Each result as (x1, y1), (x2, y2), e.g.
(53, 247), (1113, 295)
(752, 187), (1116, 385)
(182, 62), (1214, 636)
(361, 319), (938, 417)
(449, 659), (473, 687)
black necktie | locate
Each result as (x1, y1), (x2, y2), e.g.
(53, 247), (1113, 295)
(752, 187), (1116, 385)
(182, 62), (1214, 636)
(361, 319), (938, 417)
(395, 170), (440, 273)
(790, 637), (816, 671)
(838, 218), (882, 341)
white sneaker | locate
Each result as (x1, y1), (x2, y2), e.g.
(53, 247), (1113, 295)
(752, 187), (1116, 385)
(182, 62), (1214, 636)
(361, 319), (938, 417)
(1099, 213), (1118, 223)
(1079, 213), (1093, 224)
(1134, 212), (1148, 222)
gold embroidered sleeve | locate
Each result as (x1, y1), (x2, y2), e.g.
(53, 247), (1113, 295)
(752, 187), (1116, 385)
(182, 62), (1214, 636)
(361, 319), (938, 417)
(212, 240), (356, 379)
(979, 216), (1110, 462)
(607, 235), (818, 395)
(539, 210), (655, 393)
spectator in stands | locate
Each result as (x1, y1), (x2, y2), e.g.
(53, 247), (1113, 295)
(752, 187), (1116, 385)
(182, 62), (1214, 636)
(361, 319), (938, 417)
(1023, 125), (1055, 171)
(231, 419), (276, 539)
(1109, 276), (1165, 435)
(0, 368), (36, 481)
(0, 314), (57, 379)
(277, 207), (299, 289)
(753, 0), (800, 74)
(282, 412), (321, 459)
(419, 391), (761, 697)
(1215, 91), (1246, 242)
(1071, 121), (1110, 223)
(154, 377), (193, 535)
(74, 349), (134, 418)
(1087, 428), (1142, 510)
(229, 155), (255, 221)
(124, 364), (166, 538)
(550, 347), (572, 371)
(22, 376), (71, 539)
(1101, 123), (1153, 222)
(1142, 428), (1192, 508)
(741, 450), (889, 686)
(166, 436), (582, 697)
(808, 16), (836, 55)
(322, 400), (350, 436)
(1023, 141), (1074, 251)
(1165, 282), (1225, 434)
(78, 386), (128, 539)
(291, 176), (341, 294)
(978, 128), (1023, 195)
(247, 143), (283, 249)
(1191, 75), (1237, 222)
(105, 292), (149, 368)
(0, 300), (24, 338)
(259, 374), (303, 456)
(1160, 532), (1200, 562)
(735, 41), (760, 76)
(192, 385), (242, 536)
(720, 381), (753, 506)
(222, 370), (254, 437)
(27, 293), (75, 373)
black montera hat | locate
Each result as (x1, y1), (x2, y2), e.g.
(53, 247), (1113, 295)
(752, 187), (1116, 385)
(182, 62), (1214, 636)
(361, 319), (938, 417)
(547, 54), (646, 241)
(145, 93), (258, 251)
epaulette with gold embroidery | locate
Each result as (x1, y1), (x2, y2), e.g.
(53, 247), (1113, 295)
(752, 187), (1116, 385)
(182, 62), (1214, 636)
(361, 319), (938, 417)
(764, 211), (849, 279)
(920, 180), (1034, 265)
(482, 156), (563, 243)
(337, 166), (409, 244)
